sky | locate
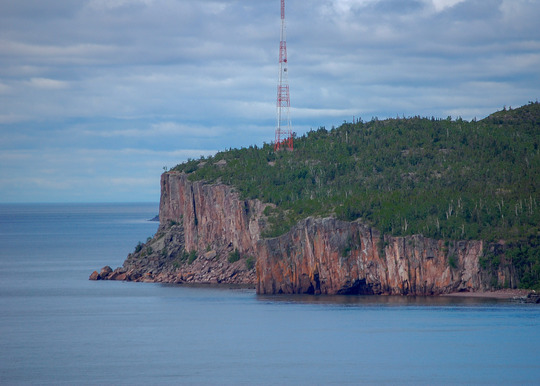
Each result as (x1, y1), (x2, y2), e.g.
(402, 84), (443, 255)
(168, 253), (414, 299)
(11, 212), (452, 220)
(1, 0), (539, 203)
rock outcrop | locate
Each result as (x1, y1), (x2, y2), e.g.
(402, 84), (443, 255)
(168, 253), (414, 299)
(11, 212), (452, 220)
(92, 171), (518, 295)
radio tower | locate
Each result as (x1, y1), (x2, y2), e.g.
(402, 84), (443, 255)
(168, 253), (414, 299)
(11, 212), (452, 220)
(274, 0), (293, 151)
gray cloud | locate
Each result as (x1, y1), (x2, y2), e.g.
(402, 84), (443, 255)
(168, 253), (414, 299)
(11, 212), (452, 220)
(0, 0), (538, 201)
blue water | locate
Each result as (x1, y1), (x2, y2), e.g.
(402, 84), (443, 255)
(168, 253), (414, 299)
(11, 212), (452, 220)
(0, 204), (539, 385)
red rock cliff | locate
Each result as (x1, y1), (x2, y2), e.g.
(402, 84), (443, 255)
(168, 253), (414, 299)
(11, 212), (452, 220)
(159, 172), (265, 258)
(256, 217), (487, 295)
(94, 171), (515, 294)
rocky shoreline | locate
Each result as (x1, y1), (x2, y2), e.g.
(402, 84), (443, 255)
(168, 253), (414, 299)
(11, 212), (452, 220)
(89, 259), (256, 285)
(90, 264), (538, 302)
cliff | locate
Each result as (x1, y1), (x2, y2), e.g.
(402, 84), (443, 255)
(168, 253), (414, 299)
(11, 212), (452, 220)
(257, 217), (486, 295)
(92, 172), (263, 284)
(92, 171), (518, 295)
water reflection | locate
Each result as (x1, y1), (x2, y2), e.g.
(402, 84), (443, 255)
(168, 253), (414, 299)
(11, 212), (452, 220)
(256, 293), (509, 307)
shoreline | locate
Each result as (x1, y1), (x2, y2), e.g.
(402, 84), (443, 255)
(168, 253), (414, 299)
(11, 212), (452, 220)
(442, 289), (535, 299)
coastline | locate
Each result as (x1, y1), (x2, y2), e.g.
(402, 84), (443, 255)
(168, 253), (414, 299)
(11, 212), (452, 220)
(443, 289), (536, 300)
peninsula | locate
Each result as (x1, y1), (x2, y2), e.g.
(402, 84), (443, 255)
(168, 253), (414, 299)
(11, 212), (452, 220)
(92, 103), (540, 298)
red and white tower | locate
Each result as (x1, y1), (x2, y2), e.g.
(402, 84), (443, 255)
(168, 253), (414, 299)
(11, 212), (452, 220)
(274, 0), (293, 151)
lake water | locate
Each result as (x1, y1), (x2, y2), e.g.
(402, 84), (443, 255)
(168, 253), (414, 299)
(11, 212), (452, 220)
(1, 203), (539, 385)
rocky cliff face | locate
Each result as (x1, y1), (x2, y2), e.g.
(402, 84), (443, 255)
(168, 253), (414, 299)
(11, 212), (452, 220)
(159, 172), (266, 258)
(92, 171), (516, 295)
(92, 172), (263, 284)
(256, 217), (485, 295)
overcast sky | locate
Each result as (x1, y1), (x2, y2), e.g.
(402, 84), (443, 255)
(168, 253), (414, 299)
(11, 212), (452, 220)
(1, 0), (538, 202)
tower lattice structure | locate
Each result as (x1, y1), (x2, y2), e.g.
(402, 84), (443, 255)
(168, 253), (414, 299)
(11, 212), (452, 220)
(274, 0), (293, 151)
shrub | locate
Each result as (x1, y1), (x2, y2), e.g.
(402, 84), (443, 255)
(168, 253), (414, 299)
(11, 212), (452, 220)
(448, 254), (457, 269)
(179, 250), (189, 262)
(134, 242), (143, 253)
(188, 250), (197, 264)
(245, 257), (255, 270)
(228, 249), (241, 263)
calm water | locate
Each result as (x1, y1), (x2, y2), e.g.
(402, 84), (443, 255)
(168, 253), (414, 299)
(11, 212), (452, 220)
(0, 203), (539, 385)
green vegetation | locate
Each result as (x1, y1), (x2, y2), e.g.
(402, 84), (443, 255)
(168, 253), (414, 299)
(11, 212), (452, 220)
(172, 102), (540, 288)
(174, 102), (539, 241)
(188, 250), (198, 265)
(228, 249), (241, 264)
(134, 241), (143, 253)
(245, 256), (256, 270)
(480, 235), (540, 291)
(448, 254), (458, 269)
(173, 249), (198, 266)
(508, 236), (540, 291)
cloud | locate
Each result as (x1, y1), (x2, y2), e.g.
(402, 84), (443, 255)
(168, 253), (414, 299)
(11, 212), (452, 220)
(0, 0), (538, 202)
(0, 82), (10, 94)
(27, 78), (69, 89)
(88, 0), (156, 10)
(0, 147), (217, 202)
(1, 40), (117, 65)
(430, 0), (467, 12)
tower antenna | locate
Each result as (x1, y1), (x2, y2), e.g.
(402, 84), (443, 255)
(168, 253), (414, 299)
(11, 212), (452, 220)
(274, 0), (293, 151)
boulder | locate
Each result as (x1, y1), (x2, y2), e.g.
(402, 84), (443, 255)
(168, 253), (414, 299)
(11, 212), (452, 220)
(99, 266), (113, 279)
(204, 250), (217, 260)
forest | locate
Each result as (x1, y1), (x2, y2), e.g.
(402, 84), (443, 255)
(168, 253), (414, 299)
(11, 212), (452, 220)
(173, 102), (540, 289)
